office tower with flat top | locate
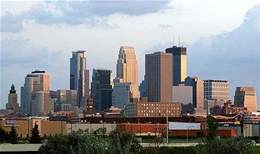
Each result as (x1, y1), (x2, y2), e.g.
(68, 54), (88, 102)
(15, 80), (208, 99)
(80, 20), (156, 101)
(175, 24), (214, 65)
(234, 87), (257, 113)
(165, 46), (187, 86)
(145, 52), (173, 102)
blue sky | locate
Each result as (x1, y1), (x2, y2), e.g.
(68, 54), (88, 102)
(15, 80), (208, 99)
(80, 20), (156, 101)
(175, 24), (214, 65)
(1, 0), (260, 109)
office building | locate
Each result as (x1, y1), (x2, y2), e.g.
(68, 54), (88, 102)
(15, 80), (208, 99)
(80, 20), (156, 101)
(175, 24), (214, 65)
(204, 79), (229, 101)
(165, 46), (187, 86)
(112, 82), (135, 110)
(124, 101), (182, 117)
(91, 69), (113, 112)
(145, 52), (172, 102)
(115, 46), (139, 99)
(21, 70), (50, 115)
(185, 76), (204, 109)
(70, 50), (89, 108)
(234, 87), (257, 113)
(31, 91), (54, 116)
(6, 84), (19, 113)
(55, 89), (77, 111)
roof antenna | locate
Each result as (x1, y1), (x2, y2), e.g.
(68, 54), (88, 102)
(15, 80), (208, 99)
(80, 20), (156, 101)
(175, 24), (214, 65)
(179, 36), (181, 47)
(173, 37), (175, 47)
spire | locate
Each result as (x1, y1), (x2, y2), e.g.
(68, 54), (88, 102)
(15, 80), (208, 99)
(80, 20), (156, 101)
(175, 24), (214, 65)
(10, 84), (16, 94)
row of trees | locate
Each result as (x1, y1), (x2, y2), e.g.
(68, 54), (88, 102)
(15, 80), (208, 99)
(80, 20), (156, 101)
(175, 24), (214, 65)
(0, 125), (18, 144)
(38, 130), (142, 154)
(0, 123), (41, 144)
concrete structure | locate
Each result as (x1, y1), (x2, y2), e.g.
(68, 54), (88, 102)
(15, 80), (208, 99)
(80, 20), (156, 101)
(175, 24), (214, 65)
(6, 84), (19, 113)
(172, 84), (193, 104)
(172, 85), (193, 116)
(124, 101), (181, 117)
(91, 69), (113, 112)
(0, 118), (66, 138)
(165, 46), (187, 86)
(70, 50), (89, 108)
(234, 87), (257, 113)
(210, 101), (247, 115)
(112, 82), (135, 109)
(21, 70), (51, 116)
(185, 76), (204, 109)
(145, 52), (173, 102)
(31, 91), (54, 116)
(115, 46), (139, 99)
(204, 79), (229, 101)
(55, 89), (77, 112)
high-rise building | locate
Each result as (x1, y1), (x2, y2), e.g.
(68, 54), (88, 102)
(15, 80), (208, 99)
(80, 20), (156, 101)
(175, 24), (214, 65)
(91, 69), (113, 112)
(54, 89), (77, 111)
(204, 79), (229, 101)
(115, 46), (139, 99)
(70, 50), (89, 108)
(165, 46), (187, 86)
(145, 52), (173, 102)
(112, 82), (134, 110)
(234, 87), (257, 113)
(185, 76), (204, 109)
(21, 70), (51, 115)
(6, 84), (19, 113)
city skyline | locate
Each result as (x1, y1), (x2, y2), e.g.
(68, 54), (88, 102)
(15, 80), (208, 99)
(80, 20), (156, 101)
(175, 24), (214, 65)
(1, 1), (260, 109)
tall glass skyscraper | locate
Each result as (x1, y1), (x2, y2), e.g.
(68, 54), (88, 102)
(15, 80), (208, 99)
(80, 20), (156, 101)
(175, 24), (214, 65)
(91, 69), (113, 112)
(70, 50), (89, 108)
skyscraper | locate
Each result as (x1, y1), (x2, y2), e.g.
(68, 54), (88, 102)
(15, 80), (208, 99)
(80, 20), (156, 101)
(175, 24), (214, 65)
(204, 79), (230, 101)
(115, 46), (139, 99)
(21, 70), (50, 115)
(234, 87), (257, 113)
(165, 46), (187, 86)
(185, 76), (204, 109)
(70, 50), (89, 108)
(145, 52), (173, 102)
(91, 69), (113, 112)
(6, 84), (19, 113)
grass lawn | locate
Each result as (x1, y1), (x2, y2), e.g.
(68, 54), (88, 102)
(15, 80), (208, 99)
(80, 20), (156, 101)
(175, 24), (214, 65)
(253, 146), (260, 154)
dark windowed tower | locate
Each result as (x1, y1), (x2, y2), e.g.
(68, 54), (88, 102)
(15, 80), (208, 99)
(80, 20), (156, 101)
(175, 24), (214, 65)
(70, 50), (89, 108)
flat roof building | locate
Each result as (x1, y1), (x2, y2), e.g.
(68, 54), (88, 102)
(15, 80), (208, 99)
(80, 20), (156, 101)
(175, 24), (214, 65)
(145, 52), (173, 102)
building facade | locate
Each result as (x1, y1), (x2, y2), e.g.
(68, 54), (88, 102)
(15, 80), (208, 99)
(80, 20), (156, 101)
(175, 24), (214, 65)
(234, 87), (257, 113)
(112, 82), (134, 110)
(165, 46), (187, 86)
(70, 50), (89, 108)
(21, 70), (50, 116)
(55, 89), (77, 112)
(145, 52), (173, 102)
(115, 46), (140, 99)
(91, 69), (113, 112)
(124, 101), (182, 117)
(185, 76), (204, 109)
(204, 79), (229, 101)
(6, 84), (19, 113)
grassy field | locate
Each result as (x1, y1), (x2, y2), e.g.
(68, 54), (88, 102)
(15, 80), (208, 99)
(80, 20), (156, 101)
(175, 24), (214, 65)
(253, 146), (260, 154)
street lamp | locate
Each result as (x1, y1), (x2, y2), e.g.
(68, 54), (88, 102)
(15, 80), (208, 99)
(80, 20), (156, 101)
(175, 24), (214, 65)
(187, 126), (194, 142)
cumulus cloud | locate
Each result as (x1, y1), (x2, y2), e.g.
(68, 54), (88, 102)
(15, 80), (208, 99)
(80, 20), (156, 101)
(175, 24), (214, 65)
(1, 0), (170, 33)
(186, 4), (260, 102)
(0, 12), (23, 32)
(1, 36), (62, 68)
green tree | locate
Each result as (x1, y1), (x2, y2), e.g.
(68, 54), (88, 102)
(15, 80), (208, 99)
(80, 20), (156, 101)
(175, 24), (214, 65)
(0, 127), (9, 143)
(109, 129), (142, 154)
(9, 125), (18, 144)
(206, 115), (218, 140)
(196, 130), (205, 140)
(30, 123), (41, 143)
